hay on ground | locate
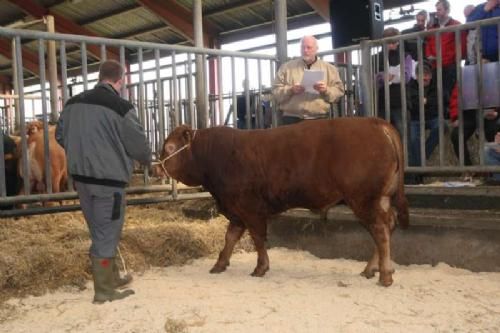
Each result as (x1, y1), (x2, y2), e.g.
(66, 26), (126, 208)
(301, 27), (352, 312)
(0, 199), (254, 303)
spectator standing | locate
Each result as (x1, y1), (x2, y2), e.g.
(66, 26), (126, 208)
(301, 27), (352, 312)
(408, 61), (440, 169)
(467, 0), (500, 62)
(425, 0), (466, 119)
(375, 28), (413, 138)
(273, 35), (344, 125)
(402, 10), (428, 61)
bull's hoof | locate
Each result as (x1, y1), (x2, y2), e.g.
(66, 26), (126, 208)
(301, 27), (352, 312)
(378, 274), (393, 287)
(209, 262), (228, 274)
(250, 266), (269, 277)
(360, 269), (377, 279)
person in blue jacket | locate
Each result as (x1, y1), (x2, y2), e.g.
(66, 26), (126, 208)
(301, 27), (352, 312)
(467, 0), (500, 62)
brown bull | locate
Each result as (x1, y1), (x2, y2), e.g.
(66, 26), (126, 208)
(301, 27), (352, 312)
(158, 118), (409, 286)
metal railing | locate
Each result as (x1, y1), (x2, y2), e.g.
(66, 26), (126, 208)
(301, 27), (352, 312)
(1, 16), (499, 215)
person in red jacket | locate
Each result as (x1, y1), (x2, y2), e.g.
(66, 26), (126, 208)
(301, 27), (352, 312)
(425, 0), (467, 119)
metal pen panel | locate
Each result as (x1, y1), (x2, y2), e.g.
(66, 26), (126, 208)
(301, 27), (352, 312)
(59, 41), (69, 104)
(81, 41), (88, 91)
(38, 39), (52, 194)
(15, 36), (30, 196)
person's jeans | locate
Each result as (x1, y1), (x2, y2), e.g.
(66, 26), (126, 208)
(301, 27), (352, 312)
(409, 118), (440, 166)
(485, 147), (500, 181)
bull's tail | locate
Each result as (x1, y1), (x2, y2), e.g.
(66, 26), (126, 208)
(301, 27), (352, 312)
(386, 124), (409, 229)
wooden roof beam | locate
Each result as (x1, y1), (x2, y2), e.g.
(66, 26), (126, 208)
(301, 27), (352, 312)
(304, 0), (329, 21)
(7, 0), (120, 61)
(137, 0), (217, 47)
(0, 39), (40, 75)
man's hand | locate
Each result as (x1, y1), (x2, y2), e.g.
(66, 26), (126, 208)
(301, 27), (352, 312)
(484, 109), (498, 120)
(313, 81), (327, 93)
(494, 132), (500, 153)
(485, 0), (497, 12)
(291, 84), (305, 94)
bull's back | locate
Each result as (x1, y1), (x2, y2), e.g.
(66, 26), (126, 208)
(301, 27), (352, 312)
(209, 118), (400, 209)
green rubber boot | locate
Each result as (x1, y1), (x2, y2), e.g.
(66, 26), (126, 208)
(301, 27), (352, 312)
(112, 258), (133, 289)
(91, 257), (134, 304)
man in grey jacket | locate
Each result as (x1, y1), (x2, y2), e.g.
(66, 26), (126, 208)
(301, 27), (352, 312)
(56, 60), (151, 304)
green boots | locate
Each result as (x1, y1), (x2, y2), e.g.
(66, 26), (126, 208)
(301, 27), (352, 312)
(91, 257), (134, 304)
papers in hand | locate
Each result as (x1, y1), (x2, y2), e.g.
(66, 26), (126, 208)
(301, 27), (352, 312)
(301, 70), (325, 94)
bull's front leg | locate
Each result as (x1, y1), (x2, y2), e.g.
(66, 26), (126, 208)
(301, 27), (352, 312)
(210, 222), (246, 274)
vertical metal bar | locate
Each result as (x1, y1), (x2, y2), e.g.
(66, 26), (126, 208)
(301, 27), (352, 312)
(435, 32), (445, 165)
(172, 51), (179, 127)
(45, 16), (59, 123)
(120, 46), (126, 98)
(346, 51), (354, 116)
(360, 40), (374, 117)
(138, 47), (145, 127)
(257, 59), (264, 128)
(217, 55), (223, 126)
(244, 57), (251, 129)
(382, 43), (390, 121)
(455, 30), (465, 166)
(417, 36), (426, 167)
(476, 29), (485, 165)
(60, 41), (69, 104)
(231, 57), (237, 128)
(81, 41), (88, 91)
(0, 131), (5, 197)
(155, 49), (165, 147)
(100, 44), (107, 62)
(204, 53), (210, 127)
(38, 39), (52, 194)
(274, 0), (288, 68)
(15, 36), (30, 196)
(399, 41), (408, 167)
(187, 53), (194, 128)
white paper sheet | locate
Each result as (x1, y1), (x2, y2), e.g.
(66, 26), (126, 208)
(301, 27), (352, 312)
(301, 70), (325, 94)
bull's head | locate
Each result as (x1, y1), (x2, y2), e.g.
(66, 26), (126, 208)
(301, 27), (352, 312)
(154, 125), (197, 183)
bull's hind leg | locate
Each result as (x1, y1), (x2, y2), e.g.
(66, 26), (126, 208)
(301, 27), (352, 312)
(370, 202), (397, 286)
(210, 222), (246, 274)
(247, 222), (269, 277)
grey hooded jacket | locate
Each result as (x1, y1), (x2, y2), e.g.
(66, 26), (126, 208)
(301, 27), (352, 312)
(56, 82), (151, 187)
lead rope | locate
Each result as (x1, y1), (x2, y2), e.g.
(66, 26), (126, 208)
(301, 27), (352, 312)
(151, 130), (197, 177)
(117, 246), (128, 275)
